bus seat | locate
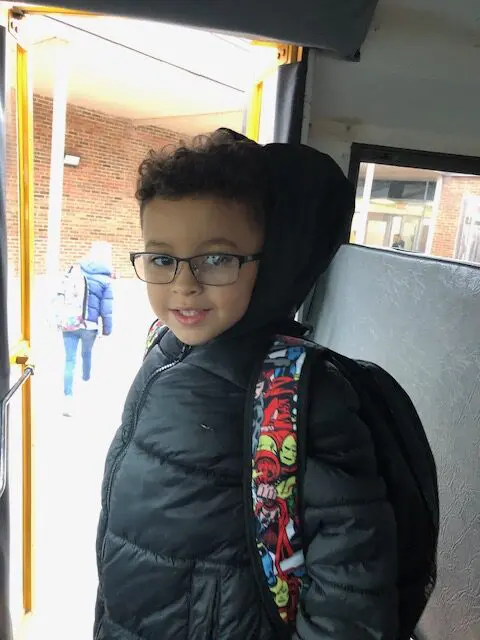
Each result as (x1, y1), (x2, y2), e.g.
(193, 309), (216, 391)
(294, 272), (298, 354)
(307, 244), (480, 640)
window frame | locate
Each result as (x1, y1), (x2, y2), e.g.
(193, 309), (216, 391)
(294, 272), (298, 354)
(348, 143), (480, 188)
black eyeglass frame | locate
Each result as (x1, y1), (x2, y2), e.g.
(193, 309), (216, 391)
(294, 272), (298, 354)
(129, 251), (262, 285)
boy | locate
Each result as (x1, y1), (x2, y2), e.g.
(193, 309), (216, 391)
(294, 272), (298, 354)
(94, 131), (398, 639)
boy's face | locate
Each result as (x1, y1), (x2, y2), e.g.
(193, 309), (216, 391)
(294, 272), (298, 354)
(141, 197), (264, 345)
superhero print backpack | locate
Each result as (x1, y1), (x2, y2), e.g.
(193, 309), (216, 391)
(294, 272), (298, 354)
(144, 318), (164, 356)
(249, 335), (438, 638)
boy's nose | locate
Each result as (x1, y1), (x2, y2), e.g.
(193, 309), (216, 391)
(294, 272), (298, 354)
(172, 261), (202, 295)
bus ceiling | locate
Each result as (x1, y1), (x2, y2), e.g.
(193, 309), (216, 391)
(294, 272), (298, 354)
(13, 0), (379, 59)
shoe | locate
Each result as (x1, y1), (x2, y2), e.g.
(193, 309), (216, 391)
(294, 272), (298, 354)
(62, 396), (74, 417)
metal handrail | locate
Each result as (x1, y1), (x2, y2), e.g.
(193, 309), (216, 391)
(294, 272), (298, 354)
(0, 365), (34, 499)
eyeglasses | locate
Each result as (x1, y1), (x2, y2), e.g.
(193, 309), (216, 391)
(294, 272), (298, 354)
(130, 252), (262, 286)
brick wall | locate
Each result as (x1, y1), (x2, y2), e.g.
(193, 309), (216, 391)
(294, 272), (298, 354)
(6, 94), (186, 277)
(431, 175), (480, 258)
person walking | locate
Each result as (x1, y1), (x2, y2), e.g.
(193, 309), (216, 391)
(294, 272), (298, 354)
(59, 241), (113, 416)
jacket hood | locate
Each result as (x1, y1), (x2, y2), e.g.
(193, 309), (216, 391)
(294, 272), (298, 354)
(81, 260), (112, 277)
(226, 140), (354, 338)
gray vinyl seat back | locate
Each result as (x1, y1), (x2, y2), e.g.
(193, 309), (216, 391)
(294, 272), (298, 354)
(306, 244), (480, 640)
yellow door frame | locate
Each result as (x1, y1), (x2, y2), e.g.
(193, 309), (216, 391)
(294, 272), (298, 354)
(17, 40), (34, 617)
(11, 3), (97, 17)
(246, 80), (264, 142)
(6, 4), (96, 623)
(8, 12), (35, 617)
(245, 43), (303, 143)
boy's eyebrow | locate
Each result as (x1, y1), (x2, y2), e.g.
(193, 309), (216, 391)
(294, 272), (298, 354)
(198, 238), (239, 250)
(145, 240), (172, 251)
(144, 238), (239, 252)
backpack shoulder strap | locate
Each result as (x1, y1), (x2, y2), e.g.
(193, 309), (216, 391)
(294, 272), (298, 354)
(81, 271), (88, 321)
(57, 265), (73, 292)
(144, 319), (167, 360)
(249, 334), (316, 628)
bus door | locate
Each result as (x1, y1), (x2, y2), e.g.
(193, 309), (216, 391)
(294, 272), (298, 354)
(0, 6), (35, 638)
(0, 8), (307, 637)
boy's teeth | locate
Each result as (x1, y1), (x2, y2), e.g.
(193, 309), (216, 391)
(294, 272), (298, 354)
(178, 309), (200, 316)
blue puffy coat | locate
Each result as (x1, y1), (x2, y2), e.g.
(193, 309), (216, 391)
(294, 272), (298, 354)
(80, 260), (113, 335)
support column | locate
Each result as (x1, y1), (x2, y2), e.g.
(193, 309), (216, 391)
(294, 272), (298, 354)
(354, 162), (375, 245)
(46, 38), (69, 281)
(425, 175), (443, 256)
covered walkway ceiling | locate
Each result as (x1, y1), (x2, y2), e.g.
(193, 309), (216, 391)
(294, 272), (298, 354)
(21, 12), (279, 135)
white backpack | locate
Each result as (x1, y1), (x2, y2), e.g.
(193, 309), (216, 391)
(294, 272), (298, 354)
(54, 264), (88, 332)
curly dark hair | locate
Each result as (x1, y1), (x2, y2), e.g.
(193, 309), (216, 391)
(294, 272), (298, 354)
(136, 129), (268, 227)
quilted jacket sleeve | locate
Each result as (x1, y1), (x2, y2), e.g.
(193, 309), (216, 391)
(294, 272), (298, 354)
(294, 356), (398, 640)
(100, 280), (113, 336)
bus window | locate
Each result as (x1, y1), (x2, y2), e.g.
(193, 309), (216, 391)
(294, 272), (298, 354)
(349, 147), (480, 265)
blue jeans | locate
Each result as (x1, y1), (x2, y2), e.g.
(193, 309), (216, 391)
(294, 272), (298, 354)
(63, 329), (97, 396)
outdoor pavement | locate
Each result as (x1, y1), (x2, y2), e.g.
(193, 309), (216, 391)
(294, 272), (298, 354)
(8, 278), (153, 640)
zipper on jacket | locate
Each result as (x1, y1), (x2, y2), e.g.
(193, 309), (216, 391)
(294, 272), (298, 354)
(102, 343), (191, 553)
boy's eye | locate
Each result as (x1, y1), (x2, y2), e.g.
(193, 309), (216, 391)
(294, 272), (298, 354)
(151, 255), (175, 268)
(202, 254), (236, 268)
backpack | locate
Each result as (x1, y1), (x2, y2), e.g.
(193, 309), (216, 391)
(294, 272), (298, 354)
(54, 264), (88, 332)
(251, 335), (439, 639)
(143, 326), (439, 639)
(145, 318), (164, 355)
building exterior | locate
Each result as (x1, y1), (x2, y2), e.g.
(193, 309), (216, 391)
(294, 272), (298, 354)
(6, 94), (186, 278)
(352, 165), (480, 264)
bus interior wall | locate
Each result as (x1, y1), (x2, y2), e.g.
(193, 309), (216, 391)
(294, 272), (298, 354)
(306, 1), (480, 172)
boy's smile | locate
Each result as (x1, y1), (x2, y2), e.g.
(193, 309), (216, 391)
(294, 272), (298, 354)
(171, 308), (210, 326)
(141, 197), (264, 345)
